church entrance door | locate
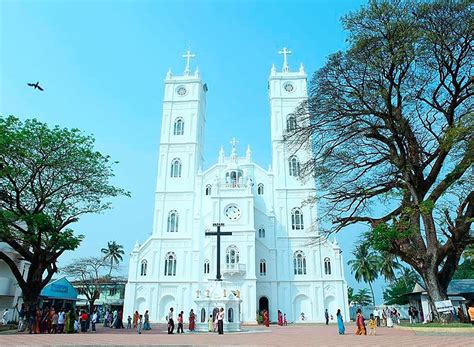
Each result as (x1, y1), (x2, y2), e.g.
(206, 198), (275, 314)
(259, 296), (269, 314)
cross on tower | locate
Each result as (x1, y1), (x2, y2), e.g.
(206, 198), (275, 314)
(278, 47), (292, 72)
(205, 223), (232, 281)
(182, 50), (196, 76)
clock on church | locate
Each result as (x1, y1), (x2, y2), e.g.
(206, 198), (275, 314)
(224, 204), (241, 221)
(176, 86), (187, 96)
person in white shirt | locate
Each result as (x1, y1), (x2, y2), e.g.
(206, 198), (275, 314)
(57, 309), (65, 333)
(91, 311), (98, 332)
(217, 308), (224, 335)
(167, 307), (174, 334)
(373, 308), (380, 327)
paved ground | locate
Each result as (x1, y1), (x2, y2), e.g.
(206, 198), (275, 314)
(1, 323), (473, 346)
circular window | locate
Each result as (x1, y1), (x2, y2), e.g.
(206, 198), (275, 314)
(224, 204), (241, 221)
(283, 82), (295, 93)
(176, 86), (187, 96)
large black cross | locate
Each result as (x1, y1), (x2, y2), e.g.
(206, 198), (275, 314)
(205, 223), (232, 281)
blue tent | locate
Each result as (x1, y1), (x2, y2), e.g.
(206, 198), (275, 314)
(40, 277), (77, 309)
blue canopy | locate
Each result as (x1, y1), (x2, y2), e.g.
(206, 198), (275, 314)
(40, 277), (78, 301)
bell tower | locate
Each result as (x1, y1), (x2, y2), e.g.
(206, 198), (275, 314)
(268, 48), (310, 189)
(153, 51), (207, 236)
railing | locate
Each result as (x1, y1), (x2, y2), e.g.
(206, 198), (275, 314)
(222, 182), (247, 189)
(223, 263), (246, 272)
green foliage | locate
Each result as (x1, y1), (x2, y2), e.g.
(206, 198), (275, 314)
(347, 243), (379, 304)
(370, 222), (414, 252)
(0, 115), (129, 302)
(383, 267), (420, 305)
(453, 245), (474, 279)
(101, 241), (125, 275)
(347, 286), (355, 303)
(352, 288), (372, 306)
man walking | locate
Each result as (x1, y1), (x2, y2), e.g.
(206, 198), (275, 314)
(167, 307), (174, 334)
(325, 309), (329, 325)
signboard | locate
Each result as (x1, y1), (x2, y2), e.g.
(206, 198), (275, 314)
(434, 300), (453, 313)
(51, 284), (68, 293)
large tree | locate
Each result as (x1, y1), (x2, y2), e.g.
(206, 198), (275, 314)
(286, 0), (473, 316)
(0, 116), (129, 308)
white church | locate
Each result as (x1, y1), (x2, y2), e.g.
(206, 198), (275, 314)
(123, 49), (349, 324)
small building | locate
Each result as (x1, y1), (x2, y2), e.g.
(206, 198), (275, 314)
(407, 279), (474, 322)
(40, 277), (78, 310)
(73, 279), (126, 312)
(0, 243), (30, 322)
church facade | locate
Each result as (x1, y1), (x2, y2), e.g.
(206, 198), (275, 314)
(123, 50), (349, 324)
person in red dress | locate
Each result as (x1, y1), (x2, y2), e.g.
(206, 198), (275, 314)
(277, 310), (283, 326)
(263, 310), (270, 327)
(188, 309), (196, 331)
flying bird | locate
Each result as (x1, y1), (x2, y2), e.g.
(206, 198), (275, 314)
(27, 82), (44, 91)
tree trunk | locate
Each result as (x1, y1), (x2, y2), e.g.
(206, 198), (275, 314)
(422, 267), (448, 322)
(368, 281), (376, 306)
(21, 281), (43, 311)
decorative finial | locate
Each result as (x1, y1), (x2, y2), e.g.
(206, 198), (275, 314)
(182, 49), (196, 76)
(246, 145), (252, 162)
(278, 47), (292, 72)
(230, 137), (238, 157)
(195, 66), (200, 77)
(271, 64), (276, 75)
(166, 68), (172, 79)
(299, 62), (305, 74)
(218, 145), (225, 163)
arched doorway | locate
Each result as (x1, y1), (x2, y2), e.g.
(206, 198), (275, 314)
(259, 296), (269, 314)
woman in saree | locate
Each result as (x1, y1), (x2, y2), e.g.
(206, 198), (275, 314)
(65, 309), (75, 334)
(188, 309), (196, 331)
(263, 310), (270, 327)
(355, 308), (366, 335)
(336, 309), (345, 335)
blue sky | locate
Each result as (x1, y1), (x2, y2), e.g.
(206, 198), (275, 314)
(0, 0), (389, 303)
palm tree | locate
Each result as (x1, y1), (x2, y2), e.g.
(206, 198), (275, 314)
(352, 288), (372, 306)
(377, 250), (403, 283)
(101, 241), (125, 275)
(348, 243), (379, 305)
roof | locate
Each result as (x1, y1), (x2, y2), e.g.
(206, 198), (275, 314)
(410, 279), (474, 297)
(447, 279), (474, 296)
(40, 277), (78, 301)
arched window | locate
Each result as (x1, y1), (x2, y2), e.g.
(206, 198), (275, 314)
(164, 252), (177, 276)
(259, 259), (267, 276)
(324, 257), (332, 275)
(140, 260), (147, 276)
(227, 308), (234, 322)
(201, 308), (206, 323)
(204, 259), (210, 274)
(291, 208), (304, 230)
(258, 227), (265, 238)
(287, 116), (297, 131)
(226, 245), (239, 268)
(173, 118), (184, 135)
(289, 156), (300, 177)
(293, 251), (307, 275)
(170, 158), (182, 177)
(205, 184), (212, 196)
(167, 210), (179, 232)
(257, 183), (264, 195)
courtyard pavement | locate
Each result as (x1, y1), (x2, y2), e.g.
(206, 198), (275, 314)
(1, 323), (473, 346)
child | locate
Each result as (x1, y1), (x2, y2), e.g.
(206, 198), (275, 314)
(368, 313), (377, 335)
(283, 313), (288, 326)
(208, 315), (213, 332)
(137, 315), (143, 334)
(127, 315), (132, 329)
(177, 312), (184, 333)
(73, 319), (79, 333)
